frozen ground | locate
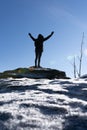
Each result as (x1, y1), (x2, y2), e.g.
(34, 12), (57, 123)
(0, 77), (87, 130)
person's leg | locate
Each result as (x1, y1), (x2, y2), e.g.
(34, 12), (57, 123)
(35, 50), (38, 67)
(38, 51), (42, 67)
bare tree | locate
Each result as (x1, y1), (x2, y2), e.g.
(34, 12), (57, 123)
(69, 32), (84, 78)
(78, 32), (84, 77)
(73, 56), (79, 78)
(74, 56), (76, 78)
(68, 56), (78, 78)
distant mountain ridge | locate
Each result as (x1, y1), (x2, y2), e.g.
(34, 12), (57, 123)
(0, 67), (70, 79)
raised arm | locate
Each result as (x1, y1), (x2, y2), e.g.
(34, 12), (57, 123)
(28, 33), (36, 41)
(44, 31), (54, 41)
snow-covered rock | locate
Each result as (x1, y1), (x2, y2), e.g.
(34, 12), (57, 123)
(80, 74), (87, 79)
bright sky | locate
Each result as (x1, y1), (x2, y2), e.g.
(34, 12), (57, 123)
(0, 0), (87, 78)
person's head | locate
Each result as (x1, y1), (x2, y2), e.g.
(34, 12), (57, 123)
(38, 34), (44, 39)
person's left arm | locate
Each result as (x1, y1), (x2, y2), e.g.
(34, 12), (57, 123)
(44, 31), (54, 41)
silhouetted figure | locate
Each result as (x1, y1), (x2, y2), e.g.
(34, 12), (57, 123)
(28, 31), (54, 67)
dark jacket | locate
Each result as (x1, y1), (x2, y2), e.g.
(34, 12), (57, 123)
(29, 32), (54, 52)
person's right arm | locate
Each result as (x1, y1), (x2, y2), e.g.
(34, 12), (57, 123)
(28, 33), (36, 41)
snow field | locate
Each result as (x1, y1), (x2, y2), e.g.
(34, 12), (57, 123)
(0, 78), (87, 130)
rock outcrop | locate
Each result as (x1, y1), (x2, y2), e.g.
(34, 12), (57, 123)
(0, 67), (70, 79)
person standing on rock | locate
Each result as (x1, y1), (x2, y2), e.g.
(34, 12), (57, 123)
(28, 31), (54, 68)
